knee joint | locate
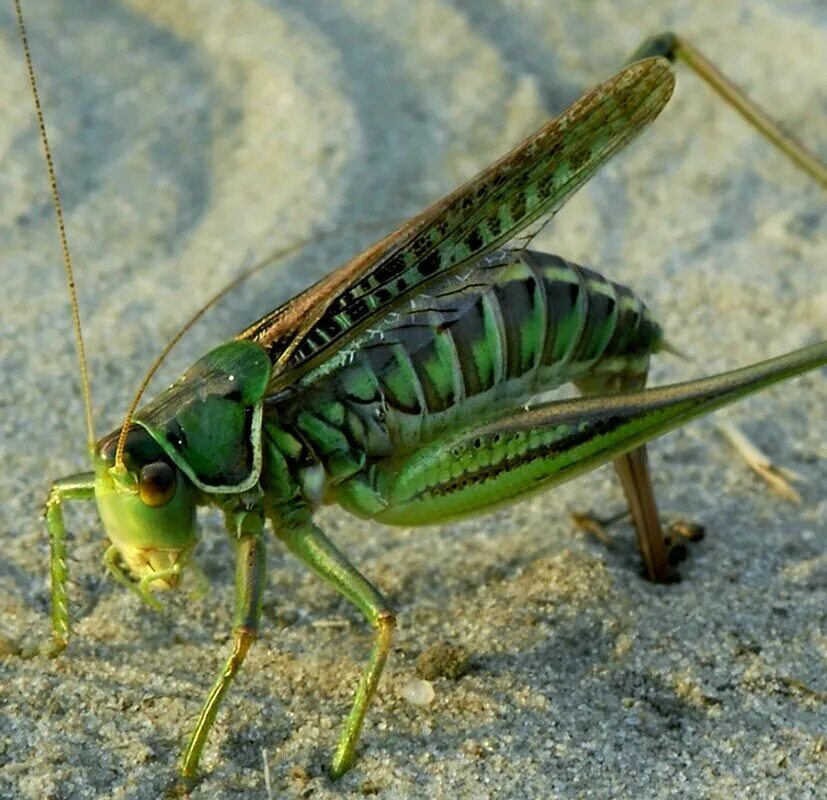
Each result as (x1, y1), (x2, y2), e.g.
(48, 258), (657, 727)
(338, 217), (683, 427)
(376, 610), (396, 633)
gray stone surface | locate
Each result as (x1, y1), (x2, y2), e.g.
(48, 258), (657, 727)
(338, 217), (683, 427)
(0, 1), (825, 798)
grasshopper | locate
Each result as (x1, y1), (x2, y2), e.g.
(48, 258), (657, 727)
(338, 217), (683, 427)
(12, 0), (826, 785)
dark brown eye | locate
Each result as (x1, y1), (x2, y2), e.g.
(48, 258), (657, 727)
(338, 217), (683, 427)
(138, 461), (176, 507)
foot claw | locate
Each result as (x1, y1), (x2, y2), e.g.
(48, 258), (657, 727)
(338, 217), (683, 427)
(575, 510), (706, 576)
(570, 509), (630, 544)
(329, 754), (354, 781)
(666, 519), (706, 543)
(664, 518), (705, 568)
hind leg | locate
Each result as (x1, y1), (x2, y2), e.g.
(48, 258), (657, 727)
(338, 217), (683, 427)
(627, 33), (826, 188)
(612, 445), (671, 582)
(575, 372), (703, 583)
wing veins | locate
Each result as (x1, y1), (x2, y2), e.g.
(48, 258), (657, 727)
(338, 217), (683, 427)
(240, 58), (675, 392)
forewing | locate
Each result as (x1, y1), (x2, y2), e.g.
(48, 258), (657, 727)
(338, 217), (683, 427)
(241, 57), (675, 392)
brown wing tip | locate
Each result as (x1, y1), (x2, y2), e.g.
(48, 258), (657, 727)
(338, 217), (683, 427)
(623, 55), (676, 112)
(624, 54), (676, 79)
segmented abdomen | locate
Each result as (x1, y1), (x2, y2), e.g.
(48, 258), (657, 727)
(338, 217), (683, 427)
(273, 249), (661, 459)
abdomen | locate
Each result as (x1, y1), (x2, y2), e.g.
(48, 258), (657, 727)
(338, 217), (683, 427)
(271, 250), (662, 463)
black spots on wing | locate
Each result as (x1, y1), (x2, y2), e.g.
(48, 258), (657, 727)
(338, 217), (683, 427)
(291, 322), (336, 365)
(544, 140), (564, 161)
(412, 234), (431, 258)
(510, 192), (527, 223)
(418, 251), (442, 277)
(538, 173), (556, 199)
(487, 213), (502, 238)
(348, 298), (371, 325)
(375, 287), (393, 304)
(509, 170), (530, 192)
(374, 253), (406, 285)
(288, 341), (311, 365)
(568, 146), (592, 173)
(318, 315), (344, 340)
(465, 228), (484, 252)
(331, 285), (360, 314)
(490, 171), (510, 190)
(299, 305), (359, 361)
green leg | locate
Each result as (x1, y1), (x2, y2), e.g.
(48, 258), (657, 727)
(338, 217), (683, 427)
(273, 504), (395, 779)
(628, 32), (827, 189)
(180, 529), (266, 779)
(43, 473), (95, 656)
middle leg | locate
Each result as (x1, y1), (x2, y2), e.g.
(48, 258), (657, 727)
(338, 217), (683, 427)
(272, 502), (396, 779)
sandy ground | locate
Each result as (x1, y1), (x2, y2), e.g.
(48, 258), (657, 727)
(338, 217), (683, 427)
(0, 1), (825, 798)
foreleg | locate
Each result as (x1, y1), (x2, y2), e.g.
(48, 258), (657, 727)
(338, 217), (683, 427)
(180, 526), (266, 779)
(43, 473), (96, 655)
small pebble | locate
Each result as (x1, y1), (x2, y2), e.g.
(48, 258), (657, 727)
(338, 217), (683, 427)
(400, 678), (435, 706)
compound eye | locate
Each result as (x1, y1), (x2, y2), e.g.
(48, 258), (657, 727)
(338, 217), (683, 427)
(138, 461), (177, 507)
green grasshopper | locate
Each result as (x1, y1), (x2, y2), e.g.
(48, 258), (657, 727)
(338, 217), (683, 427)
(14, 0), (826, 783)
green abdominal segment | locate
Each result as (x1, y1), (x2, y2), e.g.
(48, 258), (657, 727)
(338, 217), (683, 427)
(261, 248), (663, 508)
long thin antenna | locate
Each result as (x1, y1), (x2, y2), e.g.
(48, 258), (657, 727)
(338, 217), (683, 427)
(15, 0), (96, 451)
(112, 219), (400, 471)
